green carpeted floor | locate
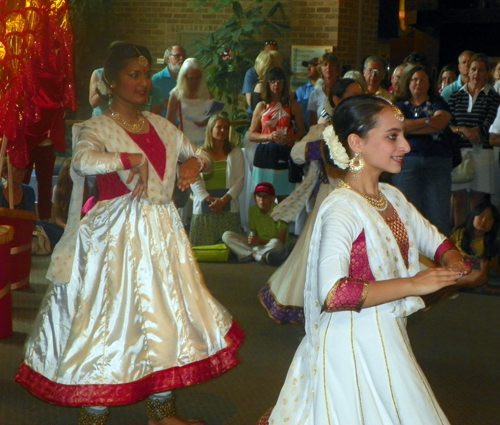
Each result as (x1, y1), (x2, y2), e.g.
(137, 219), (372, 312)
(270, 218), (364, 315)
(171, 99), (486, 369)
(1, 255), (499, 425)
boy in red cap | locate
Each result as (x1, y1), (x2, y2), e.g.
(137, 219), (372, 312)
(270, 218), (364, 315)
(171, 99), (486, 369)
(222, 182), (289, 265)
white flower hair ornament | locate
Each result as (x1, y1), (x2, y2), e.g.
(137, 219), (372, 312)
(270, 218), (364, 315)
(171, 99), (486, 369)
(323, 125), (350, 169)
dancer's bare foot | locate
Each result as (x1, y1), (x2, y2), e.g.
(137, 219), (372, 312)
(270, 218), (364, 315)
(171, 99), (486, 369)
(148, 417), (204, 425)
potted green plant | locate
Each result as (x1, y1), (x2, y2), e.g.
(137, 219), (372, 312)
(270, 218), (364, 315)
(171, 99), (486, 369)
(190, 0), (289, 126)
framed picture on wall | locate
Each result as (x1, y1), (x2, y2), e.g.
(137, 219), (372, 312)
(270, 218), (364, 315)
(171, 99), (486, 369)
(290, 45), (332, 89)
(290, 45), (332, 75)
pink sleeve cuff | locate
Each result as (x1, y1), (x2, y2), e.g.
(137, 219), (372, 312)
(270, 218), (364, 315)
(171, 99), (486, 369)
(434, 239), (459, 265)
(324, 277), (369, 313)
(120, 153), (132, 170)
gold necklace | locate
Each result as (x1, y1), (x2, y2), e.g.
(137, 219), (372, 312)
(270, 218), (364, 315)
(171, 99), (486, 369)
(109, 108), (145, 133)
(338, 181), (388, 211)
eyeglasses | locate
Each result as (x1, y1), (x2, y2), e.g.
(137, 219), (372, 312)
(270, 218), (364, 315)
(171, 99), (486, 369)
(171, 54), (186, 59)
(366, 69), (380, 74)
(269, 79), (284, 84)
(264, 40), (278, 46)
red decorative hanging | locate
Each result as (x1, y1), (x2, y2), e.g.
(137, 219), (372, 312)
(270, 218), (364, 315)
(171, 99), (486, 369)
(0, 0), (76, 168)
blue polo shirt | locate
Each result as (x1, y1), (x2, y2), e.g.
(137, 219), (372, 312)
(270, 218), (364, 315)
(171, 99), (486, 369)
(441, 78), (465, 104)
(295, 82), (315, 129)
(152, 67), (176, 117)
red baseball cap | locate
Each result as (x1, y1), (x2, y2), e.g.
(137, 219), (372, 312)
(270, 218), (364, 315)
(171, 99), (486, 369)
(254, 182), (276, 196)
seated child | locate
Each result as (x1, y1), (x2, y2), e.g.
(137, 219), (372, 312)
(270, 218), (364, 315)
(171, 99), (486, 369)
(451, 202), (500, 288)
(222, 182), (289, 265)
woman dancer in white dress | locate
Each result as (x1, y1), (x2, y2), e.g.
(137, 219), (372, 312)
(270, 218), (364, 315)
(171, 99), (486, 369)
(260, 95), (469, 425)
(16, 43), (244, 425)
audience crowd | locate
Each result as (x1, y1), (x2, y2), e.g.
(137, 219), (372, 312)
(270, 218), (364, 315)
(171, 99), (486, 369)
(4, 41), (500, 269)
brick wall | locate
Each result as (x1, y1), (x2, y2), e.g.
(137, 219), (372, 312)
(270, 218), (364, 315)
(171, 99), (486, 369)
(337, 0), (380, 69)
(112, 1), (234, 69)
(112, 0), (381, 73)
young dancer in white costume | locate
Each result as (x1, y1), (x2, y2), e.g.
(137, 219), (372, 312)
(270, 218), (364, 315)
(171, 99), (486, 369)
(260, 95), (469, 425)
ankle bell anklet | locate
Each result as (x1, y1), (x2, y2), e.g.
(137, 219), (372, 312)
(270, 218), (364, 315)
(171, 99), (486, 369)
(78, 407), (110, 425)
(146, 395), (177, 421)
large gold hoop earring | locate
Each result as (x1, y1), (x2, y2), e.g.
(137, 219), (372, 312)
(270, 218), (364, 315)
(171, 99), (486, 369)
(348, 152), (364, 179)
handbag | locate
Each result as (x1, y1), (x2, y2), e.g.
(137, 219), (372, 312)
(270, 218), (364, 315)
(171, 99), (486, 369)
(32, 225), (52, 255)
(449, 130), (463, 169)
(451, 150), (476, 184)
(253, 142), (290, 170)
(288, 159), (304, 183)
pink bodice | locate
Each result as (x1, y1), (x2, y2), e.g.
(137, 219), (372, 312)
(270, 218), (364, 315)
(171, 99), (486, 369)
(349, 211), (410, 280)
(97, 125), (167, 202)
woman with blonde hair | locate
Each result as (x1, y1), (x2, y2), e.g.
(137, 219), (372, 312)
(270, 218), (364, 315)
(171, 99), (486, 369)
(167, 57), (213, 146)
(190, 114), (245, 246)
(250, 50), (284, 110)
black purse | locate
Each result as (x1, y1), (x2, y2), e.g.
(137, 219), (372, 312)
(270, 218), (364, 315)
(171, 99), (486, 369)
(253, 142), (290, 170)
(288, 160), (304, 183)
(449, 130), (463, 169)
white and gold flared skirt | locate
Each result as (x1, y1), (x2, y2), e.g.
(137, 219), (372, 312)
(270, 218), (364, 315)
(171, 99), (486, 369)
(16, 195), (244, 406)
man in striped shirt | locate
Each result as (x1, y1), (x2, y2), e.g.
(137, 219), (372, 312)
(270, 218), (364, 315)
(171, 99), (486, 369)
(448, 53), (500, 225)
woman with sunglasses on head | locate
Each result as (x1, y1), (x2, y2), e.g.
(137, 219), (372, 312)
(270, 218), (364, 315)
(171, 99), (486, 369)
(259, 95), (468, 425)
(15, 42), (244, 425)
(249, 67), (305, 201)
(250, 50), (284, 111)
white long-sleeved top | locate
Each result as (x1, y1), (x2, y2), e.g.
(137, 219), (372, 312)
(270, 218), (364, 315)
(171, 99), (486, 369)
(48, 112), (212, 285)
